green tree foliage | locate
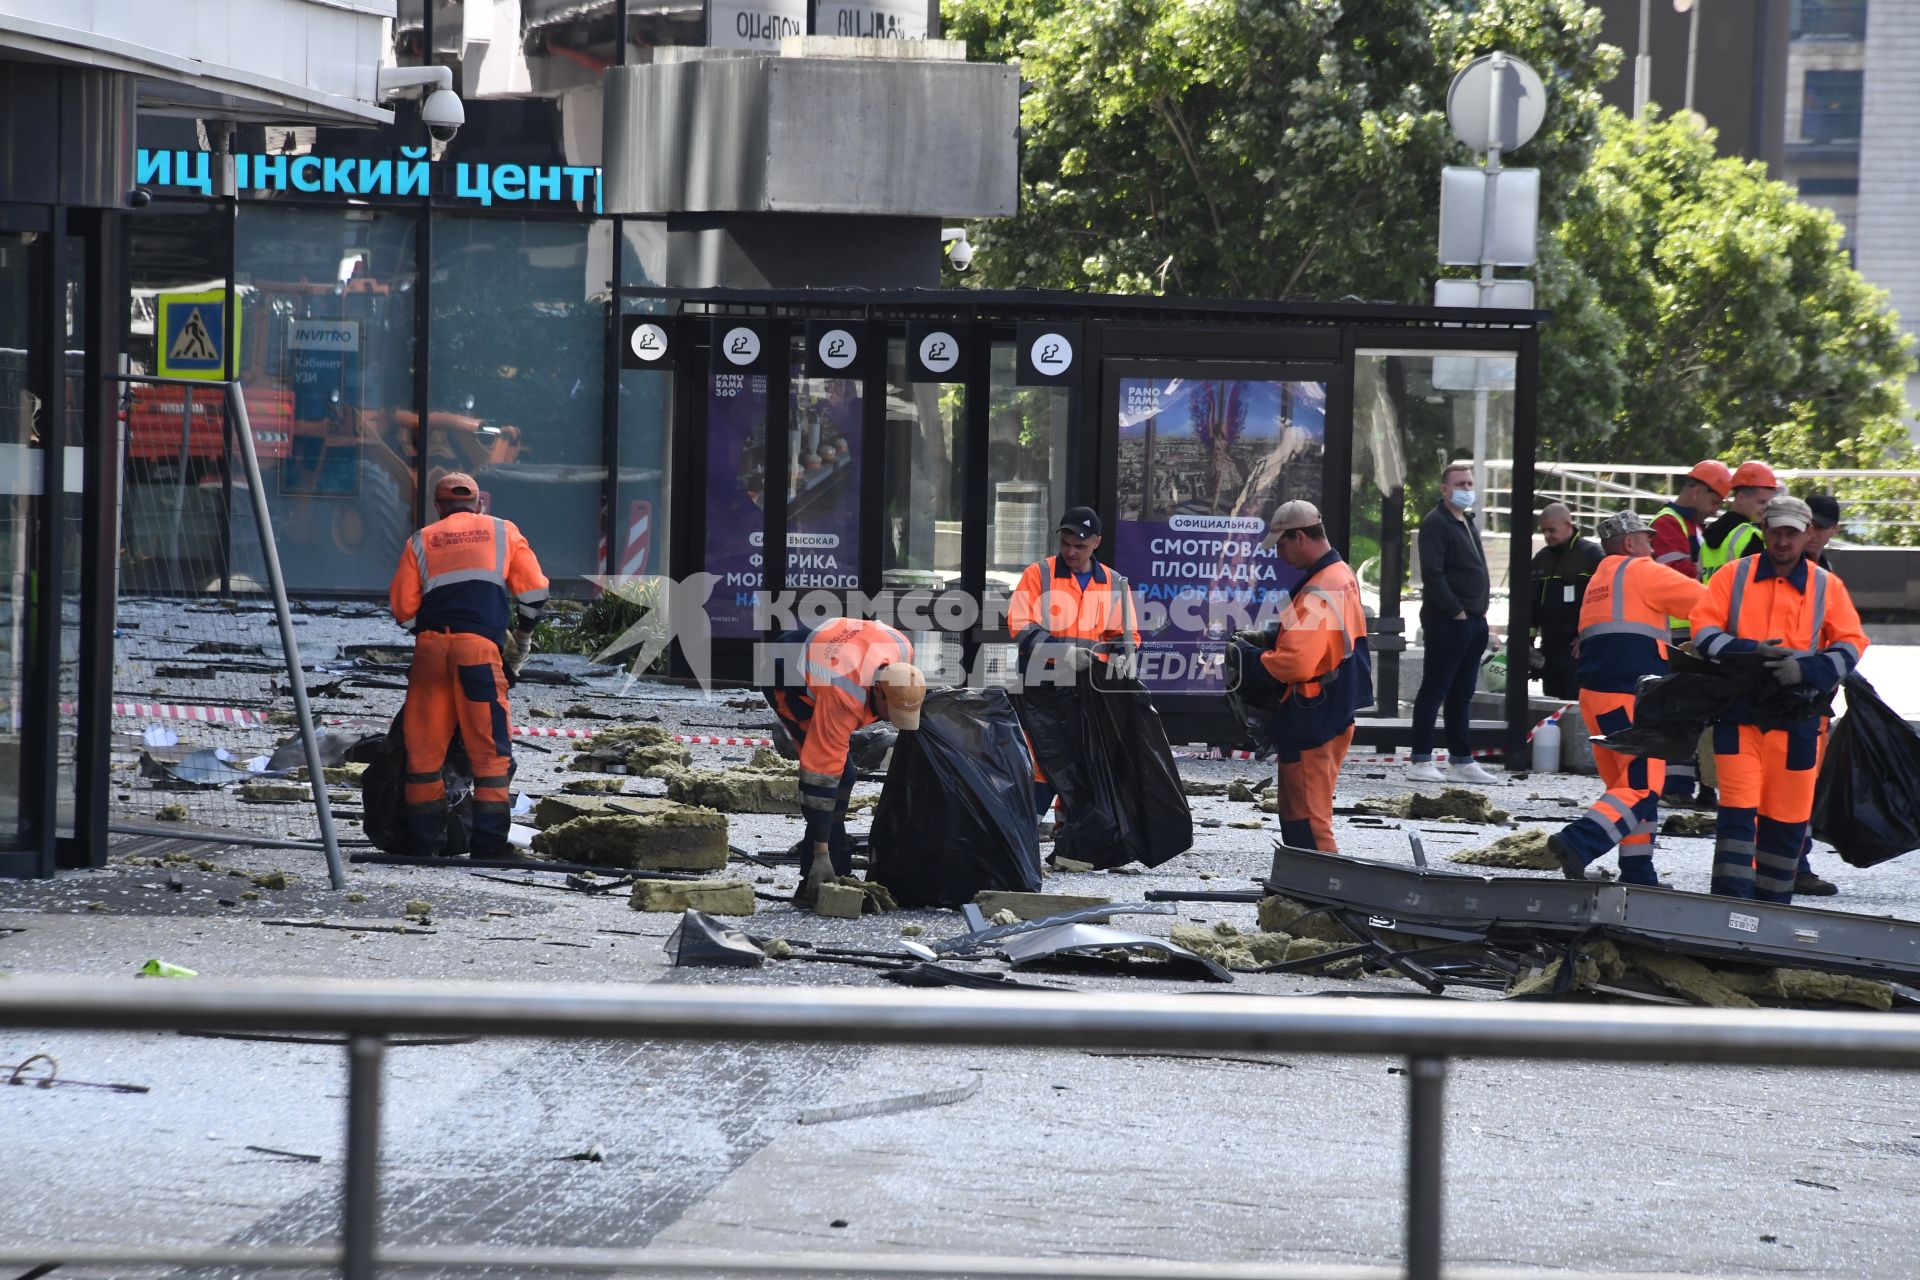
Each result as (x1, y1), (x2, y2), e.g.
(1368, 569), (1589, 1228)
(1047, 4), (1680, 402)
(1549, 110), (1913, 477)
(944, 0), (1918, 533)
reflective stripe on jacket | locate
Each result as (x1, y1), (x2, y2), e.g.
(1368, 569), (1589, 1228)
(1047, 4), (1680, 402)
(390, 511), (549, 645)
(1574, 554), (1708, 694)
(789, 618), (913, 817)
(1690, 555), (1869, 720)
(1008, 555), (1141, 662)
(1262, 551), (1373, 754)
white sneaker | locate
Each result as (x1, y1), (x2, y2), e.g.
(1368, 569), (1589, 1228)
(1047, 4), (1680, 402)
(1406, 760), (1446, 784)
(1446, 760), (1501, 786)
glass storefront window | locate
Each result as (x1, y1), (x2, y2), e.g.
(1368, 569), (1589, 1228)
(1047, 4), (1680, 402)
(614, 299), (671, 586)
(984, 342), (1073, 614)
(786, 332), (864, 594)
(236, 205), (419, 592)
(429, 215), (608, 584)
(882, 339), (964, 584)
(124, 204), (232, 594)
(1355, 348), (1516, 634)
(0, 231), (35, 843)
(883, 339), (965, 683)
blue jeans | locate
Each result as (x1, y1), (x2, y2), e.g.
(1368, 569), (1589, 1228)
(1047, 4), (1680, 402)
(1412, 613), (1488, 762)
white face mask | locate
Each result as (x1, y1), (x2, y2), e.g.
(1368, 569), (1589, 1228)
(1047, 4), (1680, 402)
(1448, 487), (1476, 511)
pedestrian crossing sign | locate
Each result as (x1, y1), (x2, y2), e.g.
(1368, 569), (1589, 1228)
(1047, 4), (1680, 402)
(156, 289), (237, 380)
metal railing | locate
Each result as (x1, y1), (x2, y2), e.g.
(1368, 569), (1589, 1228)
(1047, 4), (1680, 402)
(1484, 460), (1920, 543)
(6, 977), (1920, 1279)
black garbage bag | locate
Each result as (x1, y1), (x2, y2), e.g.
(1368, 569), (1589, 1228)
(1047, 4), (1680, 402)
(1600, 649), (1834, 759)
(869, 687), (1042, 908)
(1812, 675), (1920, 868)
(1222, 638), (1287, 755)
(357, 711), (475, 857)
(772, 718), (897, 774)
(1016, 663), (1194, 870)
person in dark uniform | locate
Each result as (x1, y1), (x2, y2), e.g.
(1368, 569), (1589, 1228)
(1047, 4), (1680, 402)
(1528, 503), (1603, 699)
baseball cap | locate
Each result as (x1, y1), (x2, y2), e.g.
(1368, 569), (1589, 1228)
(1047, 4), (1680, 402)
(1806, 493), (1840, 530)
(1259, 500), (1324, 550)
(1057, 506), (1102, 538)
(1596, 510), (1649, 542)
(1762, 495), (1813, 531)
(435, 472), (479, 502)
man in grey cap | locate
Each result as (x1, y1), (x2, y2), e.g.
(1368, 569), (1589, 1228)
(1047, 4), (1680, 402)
(1242, 501), (1372, 851)
(1549, 510), (1707, 885)
(1738, 492), (1846, 896)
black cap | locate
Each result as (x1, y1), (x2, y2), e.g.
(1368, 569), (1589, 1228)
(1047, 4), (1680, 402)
(1057, 506), (1102, 538)
(1806, 493), (1840, 530)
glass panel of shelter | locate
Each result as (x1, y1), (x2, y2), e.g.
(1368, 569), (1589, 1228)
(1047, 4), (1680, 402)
(0, 229), (36, 847)
(1352, 348), (1518, 712)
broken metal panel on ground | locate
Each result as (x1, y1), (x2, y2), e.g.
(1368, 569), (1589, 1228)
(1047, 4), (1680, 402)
(1267, 842), (1920, 984)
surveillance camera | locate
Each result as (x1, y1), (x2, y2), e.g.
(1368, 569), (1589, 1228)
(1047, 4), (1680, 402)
(127, 187), (153, 209)
(421, 87), (464, 142)
(942, 227), (974, 272)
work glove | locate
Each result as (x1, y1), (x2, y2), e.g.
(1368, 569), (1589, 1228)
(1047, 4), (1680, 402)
(1062, 644), (1095, 674)
(1752, 640), (1793, 661)
(502, 628), (533, 685)
(1769, 657), (1804, 688)
(1104, 647), (1139, 681)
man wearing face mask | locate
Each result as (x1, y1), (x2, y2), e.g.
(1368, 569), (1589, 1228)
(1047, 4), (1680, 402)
(1408, 462), (1498, 785)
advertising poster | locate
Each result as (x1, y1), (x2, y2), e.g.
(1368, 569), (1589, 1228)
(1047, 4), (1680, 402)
(704, 368), (864, 637)
(1112, 376), (1328, 694)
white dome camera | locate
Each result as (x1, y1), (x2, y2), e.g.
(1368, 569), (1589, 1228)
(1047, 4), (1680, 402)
(942, 227), (974, 272)
(377, 67), (464, 144)
(420, 87), (465, 143)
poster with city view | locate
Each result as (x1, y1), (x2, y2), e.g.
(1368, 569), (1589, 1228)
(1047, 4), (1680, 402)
(1111, 374), (1328, 694)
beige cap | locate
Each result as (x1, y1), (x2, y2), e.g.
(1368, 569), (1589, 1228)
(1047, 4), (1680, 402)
(1763, 494), (1813, 531)
(875, 663), (927, 731)
(1259, 500), (1324, 550)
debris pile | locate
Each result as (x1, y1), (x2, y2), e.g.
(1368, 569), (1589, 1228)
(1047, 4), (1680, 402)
(1451, 828), (1559, 870)
(1508, 939), (1895, 1010)
(568, 724), (692, 778)
(1661, 811), (1717, 837)
(973, 890), (1112, 921)
(1168, 921), (1359, 976)
(531, 807), (728, 871)
(1356, 788), (1510, 824)
(663, 751), (801, 814)
(1255, 894), (1350, 944)
(629, 878), (755, 915)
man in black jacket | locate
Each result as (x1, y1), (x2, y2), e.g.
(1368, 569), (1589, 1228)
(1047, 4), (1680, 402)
(1529, 503), (1603, 698)
(1409, 462), (1498, 785)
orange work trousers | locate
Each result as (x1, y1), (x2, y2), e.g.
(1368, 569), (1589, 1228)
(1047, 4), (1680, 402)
(1710, 721), (1822, 902)
(402, 629), (514, 855)
(1556, 690), (1666, 883)
(1276, 725), (1354, 852)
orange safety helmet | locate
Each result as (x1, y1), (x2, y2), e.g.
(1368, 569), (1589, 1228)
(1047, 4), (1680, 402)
(1729, 460), (1778, 492)
(1686, 460), (1733, 499)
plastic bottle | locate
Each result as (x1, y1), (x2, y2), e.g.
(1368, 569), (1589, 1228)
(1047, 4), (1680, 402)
(1531, 715), (1562, 774)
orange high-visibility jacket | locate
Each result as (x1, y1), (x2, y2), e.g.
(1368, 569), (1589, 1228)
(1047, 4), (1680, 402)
(390, 510), (549, 646)
(1574, 554), (1707, 694)
(1261, 555), (1368, 692)
(1691, 555), (1868, 705)
(791, 618), (913, 813)
(1008, 556), (1141, 659)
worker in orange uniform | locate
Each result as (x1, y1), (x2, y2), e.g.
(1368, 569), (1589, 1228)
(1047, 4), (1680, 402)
(1256, 501), (1371, 852)
(1690, 495), (1868, 903)
(1547, 511), (1706, 885)
(1008, 506), (1141, 818)
(761, 618), (926, 905)
(389, 472), (549, 856)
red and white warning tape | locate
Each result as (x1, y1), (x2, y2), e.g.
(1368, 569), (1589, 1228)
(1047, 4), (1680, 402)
(100, 697), (777, 747)
(100, 700), (270, 727)
(514, 725), (775, 744)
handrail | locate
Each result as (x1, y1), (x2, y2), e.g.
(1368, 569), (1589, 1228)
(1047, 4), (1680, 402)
(5, 977), (1918, 1280)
